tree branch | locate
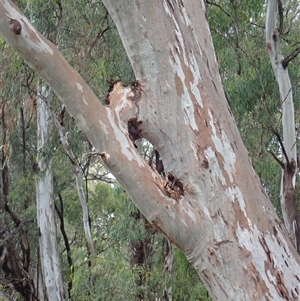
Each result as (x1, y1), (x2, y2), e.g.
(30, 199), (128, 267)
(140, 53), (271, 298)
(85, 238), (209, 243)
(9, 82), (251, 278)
(84, 26), (110, 62)
(84, 10), (110, 62)
(205, 0), (231, 18)
(0, 218), (33, 247)
(282, 47), (300, 68)
(272, 130), (289, 164)
(268, 150), (284, 168)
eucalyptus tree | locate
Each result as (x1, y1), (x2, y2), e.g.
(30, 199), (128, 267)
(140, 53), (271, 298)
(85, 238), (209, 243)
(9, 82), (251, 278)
(1, 1), (200, 300)
(1, 1), (300, 301)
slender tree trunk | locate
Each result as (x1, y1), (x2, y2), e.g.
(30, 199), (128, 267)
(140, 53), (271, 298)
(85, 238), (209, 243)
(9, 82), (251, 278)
(266, 0), (300, 253)
(162, 239), (173, 301)
(35, 247), (47, 301)
(36, 85), (65, 301)
(50, 103), (95, 259)
(1, 1), (300, 299)
(130, 211), (151, 301)
(1, 101), (9, 209)
(55, 192), (74, 300)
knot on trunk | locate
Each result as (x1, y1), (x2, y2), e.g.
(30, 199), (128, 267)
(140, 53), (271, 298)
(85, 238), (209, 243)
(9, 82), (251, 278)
(9, 19), (22, 35)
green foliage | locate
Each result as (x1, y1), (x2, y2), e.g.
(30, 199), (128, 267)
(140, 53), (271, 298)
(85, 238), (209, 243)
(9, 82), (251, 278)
(171, 249), (212, 301)
(62, 182), (210, 300)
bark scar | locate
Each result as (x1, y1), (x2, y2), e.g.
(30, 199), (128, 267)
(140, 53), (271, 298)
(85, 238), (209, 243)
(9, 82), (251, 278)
(105, 80), (144, 146)
(154, 172), (184, 201)
(9, 19), (22, 35)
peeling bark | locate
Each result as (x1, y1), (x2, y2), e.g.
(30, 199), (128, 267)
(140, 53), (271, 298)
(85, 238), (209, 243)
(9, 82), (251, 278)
(1, 0), (300, 299)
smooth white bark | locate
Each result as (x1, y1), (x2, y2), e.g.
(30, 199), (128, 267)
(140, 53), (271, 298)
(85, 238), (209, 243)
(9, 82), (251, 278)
(266, 0), (296, 163)
(36, 86), (65, 301)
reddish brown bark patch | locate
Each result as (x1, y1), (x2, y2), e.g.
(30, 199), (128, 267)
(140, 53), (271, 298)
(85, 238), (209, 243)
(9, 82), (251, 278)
(231, 195), (251, 232)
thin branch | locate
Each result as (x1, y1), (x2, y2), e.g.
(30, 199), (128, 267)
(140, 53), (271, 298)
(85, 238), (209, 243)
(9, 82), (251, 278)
(84, 10), (110, 63)
(0, 218), (33, 247)
(272, 130), (289, 164)
(286, 8), (300, 36)
(250, 22), (265, 29)
(282, 47), (300, 68)
(205, 0), (231, 18)
(88, 175), (115, 183)
(268, 150), (284, 168)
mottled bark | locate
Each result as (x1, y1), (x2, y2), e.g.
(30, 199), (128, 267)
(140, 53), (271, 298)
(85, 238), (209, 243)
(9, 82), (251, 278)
(36, 87), (65, 301)
(1, 0), (300, 300)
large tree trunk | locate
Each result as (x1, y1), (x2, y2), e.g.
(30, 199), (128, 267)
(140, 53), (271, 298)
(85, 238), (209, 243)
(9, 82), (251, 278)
(1, 0), (300, 300)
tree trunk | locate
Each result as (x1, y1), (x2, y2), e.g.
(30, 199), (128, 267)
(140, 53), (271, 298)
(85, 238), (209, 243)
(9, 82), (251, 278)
(34, 249), (47, 301)
(130, 211), (150, 301)
(266, 0), (300, 253)
(1, 0), (300, 300)
(50, 103), (95, 259)
(162, 239), (173, 301)
(36, 85), (65, 301)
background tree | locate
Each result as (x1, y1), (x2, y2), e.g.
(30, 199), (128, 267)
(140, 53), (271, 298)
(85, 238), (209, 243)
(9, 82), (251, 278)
(36, 84), (65, 301)
(266, 0), (300, 252)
